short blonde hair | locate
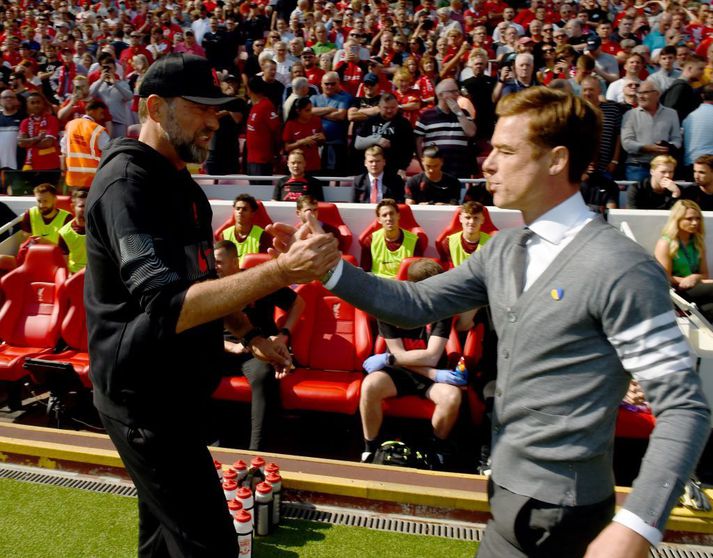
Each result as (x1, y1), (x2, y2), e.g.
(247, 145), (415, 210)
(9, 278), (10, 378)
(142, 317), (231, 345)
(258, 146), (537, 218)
(650, 154), (677, 170)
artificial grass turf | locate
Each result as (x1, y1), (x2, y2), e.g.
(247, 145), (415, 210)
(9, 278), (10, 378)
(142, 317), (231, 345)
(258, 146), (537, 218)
(0, 478), (477, 557)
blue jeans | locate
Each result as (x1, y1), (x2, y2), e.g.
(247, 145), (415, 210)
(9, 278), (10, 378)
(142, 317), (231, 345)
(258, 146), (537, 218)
(625, 164), (650, 184)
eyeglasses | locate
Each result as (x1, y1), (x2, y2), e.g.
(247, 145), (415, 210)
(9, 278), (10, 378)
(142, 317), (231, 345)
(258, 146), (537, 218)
(323, 81), (337, 86)
(543, 27), (553, 31)
(637, 89), (656, 95)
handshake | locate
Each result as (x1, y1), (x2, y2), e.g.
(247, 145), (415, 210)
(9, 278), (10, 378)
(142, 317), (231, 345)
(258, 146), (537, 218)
(265, 213), (342, 285)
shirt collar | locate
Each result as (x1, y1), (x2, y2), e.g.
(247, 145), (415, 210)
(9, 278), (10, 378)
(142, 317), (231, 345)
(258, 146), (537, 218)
(528, 192), (594, 245)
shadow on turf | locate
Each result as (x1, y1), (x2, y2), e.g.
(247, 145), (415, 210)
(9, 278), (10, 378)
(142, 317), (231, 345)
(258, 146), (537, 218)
(254, 518), (330, 556)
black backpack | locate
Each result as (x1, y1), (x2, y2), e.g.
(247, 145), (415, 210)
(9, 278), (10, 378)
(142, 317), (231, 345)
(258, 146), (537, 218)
(372, 440), (432, 469)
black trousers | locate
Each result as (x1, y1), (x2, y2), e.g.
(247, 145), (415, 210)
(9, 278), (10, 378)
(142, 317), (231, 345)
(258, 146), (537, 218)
(100, 413), (237, 558)
(476, 481), (615, 558)
(221, 353), (277, 451)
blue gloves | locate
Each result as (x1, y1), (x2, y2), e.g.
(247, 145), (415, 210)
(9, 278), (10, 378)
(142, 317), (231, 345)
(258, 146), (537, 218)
(363, 353), (392, 373)
(435, 369), (468, 386)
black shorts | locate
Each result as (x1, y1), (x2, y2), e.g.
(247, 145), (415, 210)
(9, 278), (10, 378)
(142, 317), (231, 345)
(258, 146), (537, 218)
(382, 365), (434, 397)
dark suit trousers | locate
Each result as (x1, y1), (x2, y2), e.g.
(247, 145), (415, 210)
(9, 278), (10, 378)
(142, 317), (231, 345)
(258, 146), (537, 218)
(476, 481), (615, 558)
(100, 413), (237, 558)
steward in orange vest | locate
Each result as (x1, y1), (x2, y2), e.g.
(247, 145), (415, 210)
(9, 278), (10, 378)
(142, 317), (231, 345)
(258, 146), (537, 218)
(61, 100), (111, 189)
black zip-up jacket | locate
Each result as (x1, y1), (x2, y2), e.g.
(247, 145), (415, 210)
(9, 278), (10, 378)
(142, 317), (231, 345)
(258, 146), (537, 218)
(85, 138), (222, 425)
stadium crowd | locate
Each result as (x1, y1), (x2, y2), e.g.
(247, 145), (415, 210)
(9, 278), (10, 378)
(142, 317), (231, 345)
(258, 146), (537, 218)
(0, 0), (711, 201)
(2, 0), (713, 473)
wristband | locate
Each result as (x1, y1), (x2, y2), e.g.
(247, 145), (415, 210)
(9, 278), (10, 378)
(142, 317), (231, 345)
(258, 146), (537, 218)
(241, 327), (264, 346)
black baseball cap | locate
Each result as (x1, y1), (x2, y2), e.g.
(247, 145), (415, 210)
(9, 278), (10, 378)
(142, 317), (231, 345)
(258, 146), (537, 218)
(138, 54), (234, 105)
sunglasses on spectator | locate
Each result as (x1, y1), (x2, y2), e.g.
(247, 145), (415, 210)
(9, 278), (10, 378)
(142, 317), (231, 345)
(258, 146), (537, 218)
(543, 27), (553, 31)
(323, 81), (337, 85)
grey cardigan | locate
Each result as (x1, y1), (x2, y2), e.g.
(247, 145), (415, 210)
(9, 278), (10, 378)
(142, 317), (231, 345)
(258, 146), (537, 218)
(330, 217), (710, 531)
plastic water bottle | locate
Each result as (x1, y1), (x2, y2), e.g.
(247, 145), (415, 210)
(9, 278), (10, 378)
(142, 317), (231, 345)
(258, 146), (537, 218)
(254, 482), (273, 536)
(246, 457), (266, 492)
(223, 468), (238, 484)
(233, 460), (248, 486)
(222, 480), (238, 501)
(265, 462), (280, 476)
(235, 510), (253, 557)
(266, 472), (282, 527)
(236, 486), (254, 526)
(228, 498), (243, 519)
(454, 356), (468, 383)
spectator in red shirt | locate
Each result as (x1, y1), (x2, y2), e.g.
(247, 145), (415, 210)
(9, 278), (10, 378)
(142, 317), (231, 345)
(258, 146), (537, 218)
(283, 97), (325, 174)
(17, 91), (61, 183)
(119, 31), (154, 75)
(300, 47), (325, 89)
(246, 76), (281, 177)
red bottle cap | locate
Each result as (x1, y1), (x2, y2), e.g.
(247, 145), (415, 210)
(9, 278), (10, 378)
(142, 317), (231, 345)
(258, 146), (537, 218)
(233, 459), (247, 471)
(237, 487), (253, 499)
(228, 499), (243, 511)
(256, 482), (272, 495)
(251, 456), (265, 468)
(223, 469), (238, 481)
(222, 480), (238, 491)
(236, 510), (252, 523)
(214, 459), (222, 470)
(265, 462), (280, 474)
(266, 472), (282, 484)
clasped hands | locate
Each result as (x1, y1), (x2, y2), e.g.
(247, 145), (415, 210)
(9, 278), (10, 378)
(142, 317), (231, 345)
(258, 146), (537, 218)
(265, 212), (341, 285)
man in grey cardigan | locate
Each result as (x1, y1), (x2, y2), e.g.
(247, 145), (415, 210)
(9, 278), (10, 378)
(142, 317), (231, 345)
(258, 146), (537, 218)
(270, 87), (710, 557)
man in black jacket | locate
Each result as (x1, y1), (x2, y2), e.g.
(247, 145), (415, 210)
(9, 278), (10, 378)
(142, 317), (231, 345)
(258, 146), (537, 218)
(85, 54), (340, 558)
(353, 93), (415, 177)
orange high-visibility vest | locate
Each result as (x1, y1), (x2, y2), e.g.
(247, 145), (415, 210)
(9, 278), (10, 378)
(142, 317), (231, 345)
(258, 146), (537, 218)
(65, 117), (106, 189)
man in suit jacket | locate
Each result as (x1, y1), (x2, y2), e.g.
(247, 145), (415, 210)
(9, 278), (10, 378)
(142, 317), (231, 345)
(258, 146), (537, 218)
(273, 87), (710, 558)
(352, 145), (405, 203)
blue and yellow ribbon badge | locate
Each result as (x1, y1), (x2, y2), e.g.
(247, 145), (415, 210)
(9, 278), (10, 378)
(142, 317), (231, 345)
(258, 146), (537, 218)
(550, 288), (564, 301)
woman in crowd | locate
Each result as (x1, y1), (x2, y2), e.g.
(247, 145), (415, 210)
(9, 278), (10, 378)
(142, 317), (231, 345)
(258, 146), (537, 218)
(282, 97), (325, 175)
(537, 44), (559, 85)
(415, 54), (438, 109)
(392, 68), (421, 127)
(655, 200), (713, 321)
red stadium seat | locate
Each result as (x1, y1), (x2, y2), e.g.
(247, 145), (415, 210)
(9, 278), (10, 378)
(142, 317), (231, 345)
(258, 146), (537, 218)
(240, 253), (272, 270)
(214, 200), (273, 241)
(358, 204), (429, 260)
(24, 269), (91, 389)
(615, 406), (655, 439)
(0, 245), (67, 385)
(296, 202), (353, 252)
(55, 195), (74, 216)
(279, 282), (373, 414)
(435, 206), (498, 265)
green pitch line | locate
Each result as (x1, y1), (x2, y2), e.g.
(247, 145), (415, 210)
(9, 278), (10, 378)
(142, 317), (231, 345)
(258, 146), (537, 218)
(0, 478), (477, 558)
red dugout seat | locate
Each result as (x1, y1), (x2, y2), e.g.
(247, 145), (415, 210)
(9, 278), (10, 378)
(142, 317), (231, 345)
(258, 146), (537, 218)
(358, 204), (429, 262)
(214, 200), (273, 241)
(279, 281), (373, 414)
(0, 244), (67, 383)
(435, 206), (498, 266)
(24, 269), (91, 389)
(615, 406), (655, 439)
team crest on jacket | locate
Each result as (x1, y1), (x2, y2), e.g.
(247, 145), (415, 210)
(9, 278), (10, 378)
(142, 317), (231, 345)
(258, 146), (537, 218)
(550, 288), (564, 301)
